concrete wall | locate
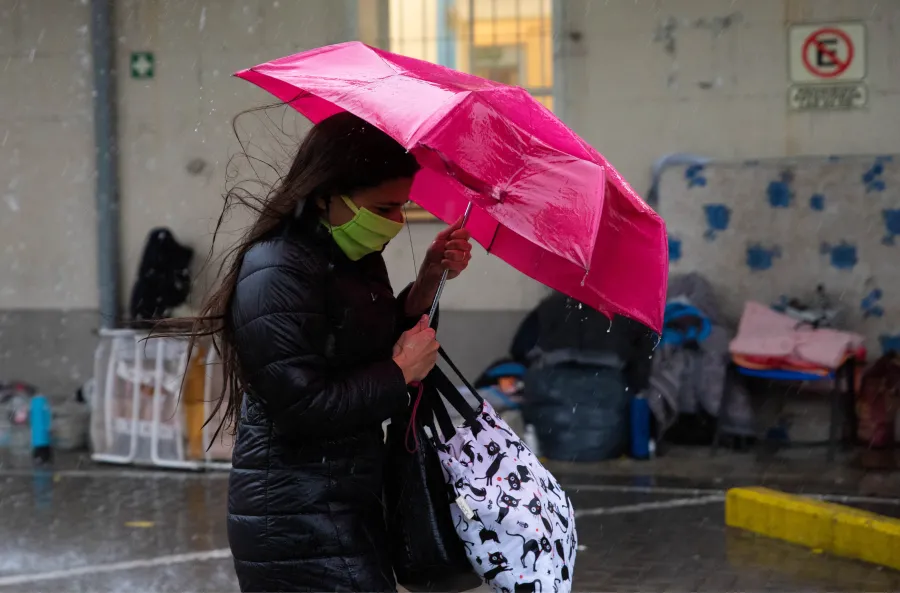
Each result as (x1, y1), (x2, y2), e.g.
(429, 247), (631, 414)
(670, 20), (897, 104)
(0, 0), (356, 394)
(558, 0), (900, 191)
(2, 0), (899, 394)
(114, 0), (354, 302)
(0, 0), (97, 395)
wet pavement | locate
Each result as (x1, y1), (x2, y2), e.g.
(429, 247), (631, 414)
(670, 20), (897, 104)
(1, 452), (899, 592)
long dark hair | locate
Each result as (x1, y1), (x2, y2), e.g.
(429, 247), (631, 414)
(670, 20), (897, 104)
(186, 110), (419, 440)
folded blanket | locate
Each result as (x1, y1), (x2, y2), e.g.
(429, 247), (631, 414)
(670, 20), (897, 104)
(730, 301), (864, 370)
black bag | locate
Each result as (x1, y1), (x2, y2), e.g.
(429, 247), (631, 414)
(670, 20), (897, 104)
(129, 227), (194, 325)
(384, 355), (483, 592)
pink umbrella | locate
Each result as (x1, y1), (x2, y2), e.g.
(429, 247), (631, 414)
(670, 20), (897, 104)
(236, 42), (668, 333)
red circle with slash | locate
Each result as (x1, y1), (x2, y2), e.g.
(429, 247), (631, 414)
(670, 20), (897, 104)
(802, 28), (854, 78)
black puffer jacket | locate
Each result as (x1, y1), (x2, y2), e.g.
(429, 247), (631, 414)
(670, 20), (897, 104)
(227, 221), (417, 592)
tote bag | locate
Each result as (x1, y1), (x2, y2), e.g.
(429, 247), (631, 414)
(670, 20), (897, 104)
(426, 352), (579, 593)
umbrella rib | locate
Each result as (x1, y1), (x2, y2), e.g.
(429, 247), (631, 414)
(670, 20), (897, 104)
(372, 47), (404, 77)
(485, 223), (501, 254)
(405, 90), (472, 149)
(474, 88), (597, 168)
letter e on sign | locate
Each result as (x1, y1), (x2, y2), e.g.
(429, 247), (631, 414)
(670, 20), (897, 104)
(788, 22), (865, 84)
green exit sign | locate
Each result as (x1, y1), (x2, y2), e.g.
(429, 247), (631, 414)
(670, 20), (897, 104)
(130, 52), (154, 80)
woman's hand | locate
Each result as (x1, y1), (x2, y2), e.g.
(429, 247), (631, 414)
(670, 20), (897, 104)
(404, 217), (473, 317)
(422, 216), (473, 282)
(392, 315), (440, 384)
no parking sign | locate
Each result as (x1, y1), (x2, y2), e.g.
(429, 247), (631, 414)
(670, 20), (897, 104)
(788, 22), (867, 111)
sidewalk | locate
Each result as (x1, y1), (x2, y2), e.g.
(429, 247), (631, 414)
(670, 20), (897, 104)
(546, 445), (900, 499)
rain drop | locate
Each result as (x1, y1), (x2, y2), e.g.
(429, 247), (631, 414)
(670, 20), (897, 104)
(199, 7), (207, 32)
(3, 194), (20, 213)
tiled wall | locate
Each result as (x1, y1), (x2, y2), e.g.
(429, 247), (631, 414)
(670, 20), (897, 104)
(660, 155), (900, 355)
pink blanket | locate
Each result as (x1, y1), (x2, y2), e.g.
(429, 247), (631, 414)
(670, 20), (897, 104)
(729, 301), (864, 370)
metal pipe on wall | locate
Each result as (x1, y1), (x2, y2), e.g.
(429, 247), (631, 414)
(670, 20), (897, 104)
(89, 0), (121, 328)
(468, 0), (475, 73)
(551, 0), (568, 124)
(344, 0), (359, 42)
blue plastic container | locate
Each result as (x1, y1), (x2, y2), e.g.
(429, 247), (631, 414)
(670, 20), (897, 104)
(30, 395), (53, 463)
(630, 395), (651, 460)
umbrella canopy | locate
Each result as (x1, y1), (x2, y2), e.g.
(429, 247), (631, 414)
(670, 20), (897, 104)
(236, 42), (667, 333)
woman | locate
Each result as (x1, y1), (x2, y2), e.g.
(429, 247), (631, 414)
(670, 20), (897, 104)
(193, 112), (472, 592)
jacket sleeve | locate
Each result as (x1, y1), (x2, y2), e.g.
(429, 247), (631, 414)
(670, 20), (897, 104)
(235, 263), (409, 438)
(393, 283), (440, 337)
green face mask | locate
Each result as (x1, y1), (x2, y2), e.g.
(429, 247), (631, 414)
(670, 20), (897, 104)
(325, 196), (404, 261)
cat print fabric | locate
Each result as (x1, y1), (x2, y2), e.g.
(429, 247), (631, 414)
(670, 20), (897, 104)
(436, 401), (577, 593)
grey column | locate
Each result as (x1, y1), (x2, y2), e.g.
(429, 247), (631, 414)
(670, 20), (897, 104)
(89, 0), (121, 328)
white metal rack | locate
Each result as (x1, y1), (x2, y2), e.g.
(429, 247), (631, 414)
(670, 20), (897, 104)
(90, 329), (232, 470)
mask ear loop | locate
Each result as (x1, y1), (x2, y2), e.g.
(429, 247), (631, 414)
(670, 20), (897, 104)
(403, 204), (418, 277)
(321, 196), (338, 330)
(322, 196), (333, 233)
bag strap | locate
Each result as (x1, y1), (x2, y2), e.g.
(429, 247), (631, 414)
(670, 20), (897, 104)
(407, 348), (487, 446)
(405, 378), (460, 446)
(424, 378), (458, 442)
(404, 382), (426, 453)
(428, 366), (480, 426)
(439, 347), (484, 405)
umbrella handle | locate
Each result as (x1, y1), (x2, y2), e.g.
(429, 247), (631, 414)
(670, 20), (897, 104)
(427, 202), (473, 327)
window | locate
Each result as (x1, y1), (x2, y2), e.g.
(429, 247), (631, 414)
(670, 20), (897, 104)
(386, 0), (553, 109)
(356, 0), (553, 220)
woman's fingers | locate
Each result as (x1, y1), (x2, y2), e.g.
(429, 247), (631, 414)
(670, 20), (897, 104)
(402, 315), (429, 337)
(435, 218), (470, 242)
(426, 222), (473, 280)
(442, 250), (467, 263)
(434, 218), (462, 241)
(393, 320), (440, 383)
(444, 238), (472, 253)
(444, 249), (472, 264)
(448, 228), (471, 240)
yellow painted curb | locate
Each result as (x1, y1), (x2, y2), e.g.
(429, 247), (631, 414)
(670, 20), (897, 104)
(726, 487), (900, 571)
